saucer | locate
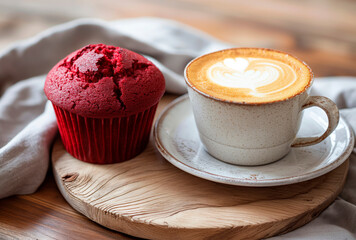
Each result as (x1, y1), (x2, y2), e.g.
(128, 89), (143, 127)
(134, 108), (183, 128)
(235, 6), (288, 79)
(154, 94), (354, 187)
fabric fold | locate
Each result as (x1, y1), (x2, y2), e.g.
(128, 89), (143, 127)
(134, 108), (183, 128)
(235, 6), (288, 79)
(0, 18), (355, 239)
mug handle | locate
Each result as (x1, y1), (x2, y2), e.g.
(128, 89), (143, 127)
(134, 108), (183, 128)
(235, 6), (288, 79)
(291, 96), (339, 147)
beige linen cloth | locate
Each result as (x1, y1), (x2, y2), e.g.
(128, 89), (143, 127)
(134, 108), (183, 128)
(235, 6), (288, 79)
(0, 18), (355, 239)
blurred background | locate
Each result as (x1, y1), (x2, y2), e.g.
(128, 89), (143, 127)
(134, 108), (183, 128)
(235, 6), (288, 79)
(0, 0), (355, 76)
(0, 1), (355, 238)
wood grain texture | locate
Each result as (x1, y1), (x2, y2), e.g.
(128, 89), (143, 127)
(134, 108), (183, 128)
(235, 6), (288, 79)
(0, 95), (178, 240)
(0, 172), (135, 240)
(52, 134), (349, 240)
(0, 0), (355, 239)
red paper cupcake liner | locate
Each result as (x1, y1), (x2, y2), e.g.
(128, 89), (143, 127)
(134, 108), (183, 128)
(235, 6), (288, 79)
(52, 104), (158, 164)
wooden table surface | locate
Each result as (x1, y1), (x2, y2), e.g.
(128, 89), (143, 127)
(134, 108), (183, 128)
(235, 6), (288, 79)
(0, 0), (355, 239)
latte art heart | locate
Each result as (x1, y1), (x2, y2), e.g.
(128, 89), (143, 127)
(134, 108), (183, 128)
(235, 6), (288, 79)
(185, 48), (312, 103)
(207, 57), (297, 96)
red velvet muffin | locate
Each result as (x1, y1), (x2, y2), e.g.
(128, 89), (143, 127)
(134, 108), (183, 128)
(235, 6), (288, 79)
(45, 44), (165, 164)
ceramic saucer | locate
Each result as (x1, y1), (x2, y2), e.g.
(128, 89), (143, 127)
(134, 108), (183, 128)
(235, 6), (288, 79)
(154, 94), (354, 187)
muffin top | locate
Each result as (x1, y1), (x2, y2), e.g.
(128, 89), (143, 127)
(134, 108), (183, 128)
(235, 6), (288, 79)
(44, 44), (165, 117)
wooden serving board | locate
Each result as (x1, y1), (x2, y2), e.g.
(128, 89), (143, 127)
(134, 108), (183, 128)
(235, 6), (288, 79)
(52, 96), (349, 240)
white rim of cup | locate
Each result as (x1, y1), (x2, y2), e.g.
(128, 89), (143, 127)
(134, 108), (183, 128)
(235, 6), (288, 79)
(184, 47), (314, 106)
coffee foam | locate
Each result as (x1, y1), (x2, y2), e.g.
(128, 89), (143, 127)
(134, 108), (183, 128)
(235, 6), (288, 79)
(186, 48), (312, 103)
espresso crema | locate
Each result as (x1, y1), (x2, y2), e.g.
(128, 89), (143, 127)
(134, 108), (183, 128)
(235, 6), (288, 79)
(186, 48), (312, 103)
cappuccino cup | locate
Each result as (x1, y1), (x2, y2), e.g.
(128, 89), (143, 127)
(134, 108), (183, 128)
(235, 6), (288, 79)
(184, 48), (339, 166)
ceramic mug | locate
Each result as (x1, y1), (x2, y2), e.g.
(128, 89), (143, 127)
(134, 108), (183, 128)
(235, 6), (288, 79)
(184, 50), (339, 166)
